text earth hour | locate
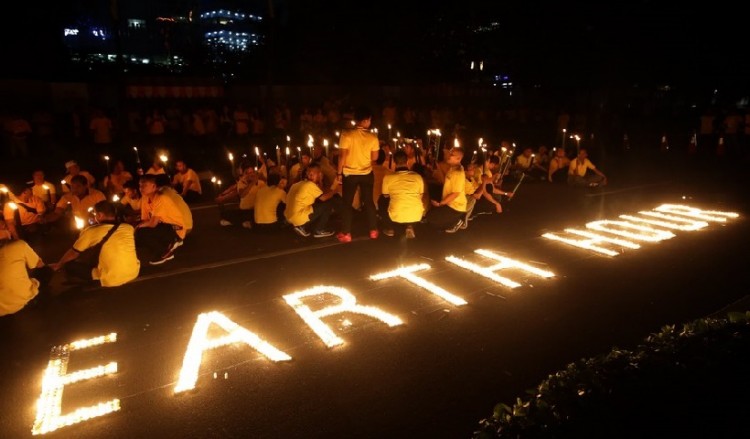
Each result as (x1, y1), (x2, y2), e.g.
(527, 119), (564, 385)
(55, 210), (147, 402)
(30, 203), (738, 435)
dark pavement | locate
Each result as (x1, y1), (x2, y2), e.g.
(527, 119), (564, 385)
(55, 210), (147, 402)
(1, 152), (748, 438)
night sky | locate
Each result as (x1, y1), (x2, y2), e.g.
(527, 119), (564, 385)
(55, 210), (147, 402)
(1, 1), (746, 93)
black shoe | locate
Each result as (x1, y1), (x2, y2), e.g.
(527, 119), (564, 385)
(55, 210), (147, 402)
(313, 229), (335, 238)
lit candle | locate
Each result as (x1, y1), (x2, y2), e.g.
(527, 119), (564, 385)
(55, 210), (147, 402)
(454, 137), (459, 148)
(112, 194), (120, 202)
(276, 145), (281, 164)
(74, 216), (85, 230)
(104, 155), (110, 175)
(297, 146), (301, 161)
(562, 129), (567, 150)
(285, 146), (290, 161)
(228, 152), (235, 178)
(254, 146), (260, 167)
(42, 184), (51, 202)
(387, 123), (392, 140)
(133, 146), (141, 165)
(323, 139), (329, 156)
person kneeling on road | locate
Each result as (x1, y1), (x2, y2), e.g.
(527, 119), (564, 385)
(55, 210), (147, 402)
(284, 164), (336, 238)
(50, 201), (140, 288)
(135, 174), (187, 265)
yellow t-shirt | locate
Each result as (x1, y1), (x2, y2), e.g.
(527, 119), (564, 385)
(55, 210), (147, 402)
(465, 176), (480, 195)
(443, 167), (467, 212)
(141, 192), (187, 239)
(382, 170), (424, 223)
(254, 186), (286, 224)
(515, 154), (533, 170)
(57, 189), (107, 219)
(569, 158), (596, 177)
(237, 179), (266, 210)
(284, 181), (322, 226)
(73, 223), (140, 287)
(0, 240), (41, 316)
(4, 197), (45, 225)
(32, 182), (56, 203)
(160, 187), (193, 232)
(339, 128), (379, 175)
(120, 193), (141, 211)
(172, 169), (202, 194)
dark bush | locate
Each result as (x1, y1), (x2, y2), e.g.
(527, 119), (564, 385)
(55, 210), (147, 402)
(474, 312), (750, 438)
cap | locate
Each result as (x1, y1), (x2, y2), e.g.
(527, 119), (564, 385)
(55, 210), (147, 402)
(65, 160), (78, 169)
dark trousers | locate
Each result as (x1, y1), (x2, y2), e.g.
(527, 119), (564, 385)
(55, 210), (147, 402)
(426, 205), (464, 229)
(304, 200), (333, 232)
(341, 172), (377, 234)
(135, 223), (179, 262)
(174, 185), (201, 204)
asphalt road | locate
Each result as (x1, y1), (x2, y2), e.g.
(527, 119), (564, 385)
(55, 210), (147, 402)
(1, 154), (748, 439)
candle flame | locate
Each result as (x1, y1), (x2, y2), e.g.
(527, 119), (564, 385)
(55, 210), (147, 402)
(112, 194), (119, 202)
(104, 155), (110, 161)
(74, 216), (85, 230)
(454, 138), (459, 148)
(211, 176), (217, 183)
(286, 135), (291, 142)
(323, 139), (329, 147)
(478, 138), (483, 147)
(228, 152), (234, 161)
(159, 154), (168, 163)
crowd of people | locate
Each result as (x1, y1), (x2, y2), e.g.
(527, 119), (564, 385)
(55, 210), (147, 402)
(0, 103), (616, 318)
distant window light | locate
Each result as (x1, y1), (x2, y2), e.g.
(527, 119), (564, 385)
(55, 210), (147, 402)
(64, 28), (79, 36)
(128, 19), (145, 29)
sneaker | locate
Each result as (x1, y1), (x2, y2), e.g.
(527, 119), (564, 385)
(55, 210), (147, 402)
(293, 226), (311, 237)
(369, 230), (379, 239)
(313, 229), (335, 238)
(219, 219), (232, 226)
(149, 253), (175, 265)
(168, 239), (184, 253)
(445, 219), (464, 233)
(337, 232), (352, 243)
(383, 228), (395, 237)
(242, 221), (252, 229)
(405, 226), (416, 239)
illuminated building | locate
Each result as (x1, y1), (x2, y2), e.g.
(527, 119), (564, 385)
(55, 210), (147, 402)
(60, 1), (265, 75)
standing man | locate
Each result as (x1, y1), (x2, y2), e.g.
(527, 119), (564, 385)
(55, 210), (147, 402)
(337, 106), (380, 243)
